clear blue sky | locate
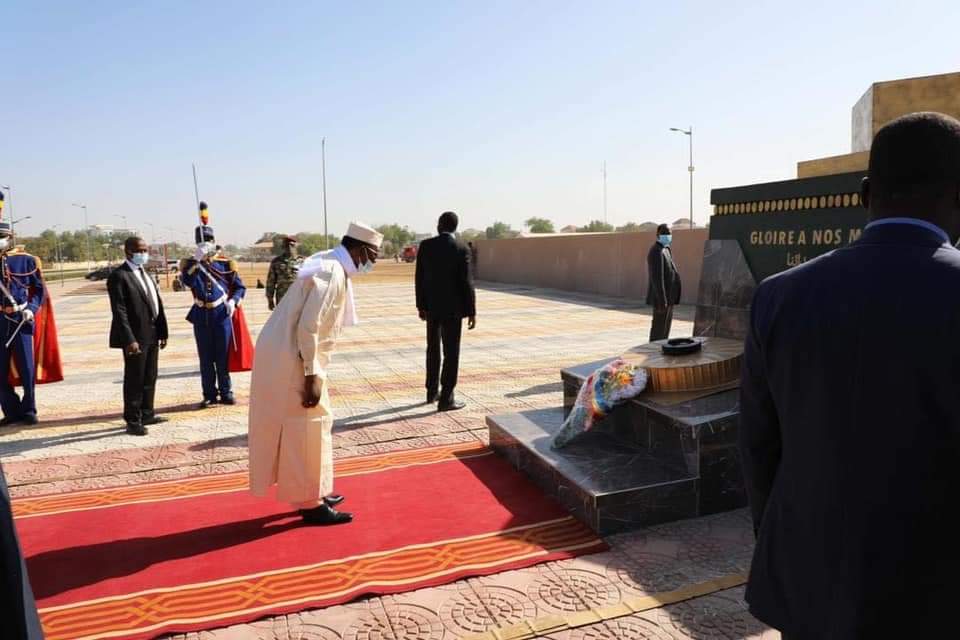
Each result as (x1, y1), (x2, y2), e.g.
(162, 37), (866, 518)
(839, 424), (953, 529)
(2, 1), (957, 245)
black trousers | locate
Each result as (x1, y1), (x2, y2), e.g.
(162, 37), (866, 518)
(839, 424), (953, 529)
(649, 305), (674, 341)
(123, 342), (159, 425)
(426, 317), (463, 402)
(0, 463), (44, 639)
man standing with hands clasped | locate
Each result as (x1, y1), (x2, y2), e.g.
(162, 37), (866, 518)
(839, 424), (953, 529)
(646, 223), (681, 341)
(415, 211), (476, 411)
(108, 237), (169, 436)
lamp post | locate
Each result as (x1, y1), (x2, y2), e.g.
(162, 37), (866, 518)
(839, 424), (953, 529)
(72, 203), (92, 270)
(52, 224), (65, 286)
(11, 215), (31, 233)
(669, 127), (694, 229)
(0, 185), (12, 235)
(322, 137), (328, 249)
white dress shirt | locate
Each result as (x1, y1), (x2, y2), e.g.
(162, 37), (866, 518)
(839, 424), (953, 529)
(126, 259), (159, 318)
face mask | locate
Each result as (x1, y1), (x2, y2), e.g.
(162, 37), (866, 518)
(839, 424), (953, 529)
(658, 234), (672, 247)
(358, 259), (375, 275)
(131, 252), (149, 266)
(0, 237), (9, 252)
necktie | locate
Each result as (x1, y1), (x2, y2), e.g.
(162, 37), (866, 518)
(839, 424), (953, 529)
(138, 267), (159, 318)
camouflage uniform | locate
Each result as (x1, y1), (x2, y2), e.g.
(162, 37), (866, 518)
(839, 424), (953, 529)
(266, 252), (303, 309)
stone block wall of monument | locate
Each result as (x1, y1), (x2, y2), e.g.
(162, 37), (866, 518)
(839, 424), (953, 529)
(798, 71), (960, 179)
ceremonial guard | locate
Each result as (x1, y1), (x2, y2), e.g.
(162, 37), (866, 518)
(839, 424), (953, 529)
(266, 235), (303, 310)
(180, 202), (247, 407)
(0, 192), (44, 427)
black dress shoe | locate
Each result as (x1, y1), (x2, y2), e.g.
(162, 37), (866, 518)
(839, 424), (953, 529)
(426, 391), (438, 404)
(301, 503), (353, 525)
(324, 494), (345, 507)
(0, 416), (22, 427)
(220, 394), (237, 405)
(143, 416), (168, 426)
(21, 414), (38, 426)
(438, 400), (466, 412)
(126, 423), (148, 436)
(199, 399), (217, 409)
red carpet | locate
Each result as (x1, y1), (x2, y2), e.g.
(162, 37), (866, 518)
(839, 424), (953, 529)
(14, 443), (605, 640)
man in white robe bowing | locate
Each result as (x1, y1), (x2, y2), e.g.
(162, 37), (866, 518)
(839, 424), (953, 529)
(249, 222), (383, 525)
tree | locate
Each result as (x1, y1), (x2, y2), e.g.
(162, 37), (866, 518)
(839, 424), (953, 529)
(616, 222), (642, 232)
(577, 220), (614, 233)
(486, 221), (516, 239)
(294, 233), (338, 256)
(525, 217), (555, 234)
(459, 228), (484, 242)
(376, 224), (416, 256)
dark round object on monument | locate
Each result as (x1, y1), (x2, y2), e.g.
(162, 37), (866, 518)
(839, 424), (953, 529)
(661, 338), (703, 356)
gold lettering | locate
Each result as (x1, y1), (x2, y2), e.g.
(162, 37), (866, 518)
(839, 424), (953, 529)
(798, 231), (807, 245)
(812, 229), (824, 245)
(848, 228), (862, 243)
(750, 231), (759, 245)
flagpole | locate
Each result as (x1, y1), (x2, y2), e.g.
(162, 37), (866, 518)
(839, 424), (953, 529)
(322, 138), (328, 249)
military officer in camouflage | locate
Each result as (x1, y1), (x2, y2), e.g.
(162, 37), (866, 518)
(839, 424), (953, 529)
(0, 192), (44, 427)
(266, 235), (302, 310)
(180, 213), (246, 408)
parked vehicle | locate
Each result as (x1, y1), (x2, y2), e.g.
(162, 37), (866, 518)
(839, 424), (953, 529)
(401, 245), (418, 263)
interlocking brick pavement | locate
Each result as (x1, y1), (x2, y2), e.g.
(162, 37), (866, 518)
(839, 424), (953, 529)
(0, 263), (776, 639)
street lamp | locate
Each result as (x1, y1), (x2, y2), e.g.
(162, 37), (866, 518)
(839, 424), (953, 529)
(72, 203), (92, 271)
(11, 215), (31, 230)
(669, 127), (694, 229)
(52, 224), (65, 286)
(113, 214), (129, 233)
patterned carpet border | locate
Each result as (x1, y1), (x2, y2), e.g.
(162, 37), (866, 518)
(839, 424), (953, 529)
(39, 516), (603, 640)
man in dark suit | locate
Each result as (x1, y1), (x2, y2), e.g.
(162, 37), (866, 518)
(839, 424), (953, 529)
(0, 462), (43, 639)
(415, 211), (476, 411)
(107, 237), (169, 436)
(646, 223), (681, 341)
(739, 112), (960, 639)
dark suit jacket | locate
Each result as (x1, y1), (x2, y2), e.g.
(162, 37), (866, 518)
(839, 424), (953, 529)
(107, 263), (169, 349)
(645, 242), (681, 307)
(739, 222), (960, 638)
(415, 233), (476, 320)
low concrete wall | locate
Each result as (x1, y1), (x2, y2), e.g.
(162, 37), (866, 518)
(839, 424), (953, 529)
(474, 229), (708, 305)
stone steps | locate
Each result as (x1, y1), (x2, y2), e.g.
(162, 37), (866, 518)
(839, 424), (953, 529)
(488, 357), (747, 535)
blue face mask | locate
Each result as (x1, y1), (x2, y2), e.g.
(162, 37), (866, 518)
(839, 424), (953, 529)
(358, 259), (375, 275)
(131, 252), (149, 266)
(658, 234), (672, 247)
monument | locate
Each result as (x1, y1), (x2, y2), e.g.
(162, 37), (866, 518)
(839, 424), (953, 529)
(488, 71), (960, 535)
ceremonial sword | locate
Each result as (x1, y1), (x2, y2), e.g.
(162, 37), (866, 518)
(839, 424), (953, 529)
(0, 279), (29, 349)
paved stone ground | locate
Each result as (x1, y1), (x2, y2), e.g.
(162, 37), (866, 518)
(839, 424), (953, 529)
(0, 264), (778, 639)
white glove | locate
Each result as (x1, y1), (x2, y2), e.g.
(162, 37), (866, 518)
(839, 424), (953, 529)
(22, 308), (34, 323)
(226, 299), (236, 317)
(194, 245), (207, 262)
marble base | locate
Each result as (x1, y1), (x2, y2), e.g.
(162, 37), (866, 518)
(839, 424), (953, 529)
(561, 358), (747, 518)
(487, 408), (697, 535)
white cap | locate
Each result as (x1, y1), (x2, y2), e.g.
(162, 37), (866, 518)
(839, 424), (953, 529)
(346, 222), (384, 249)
